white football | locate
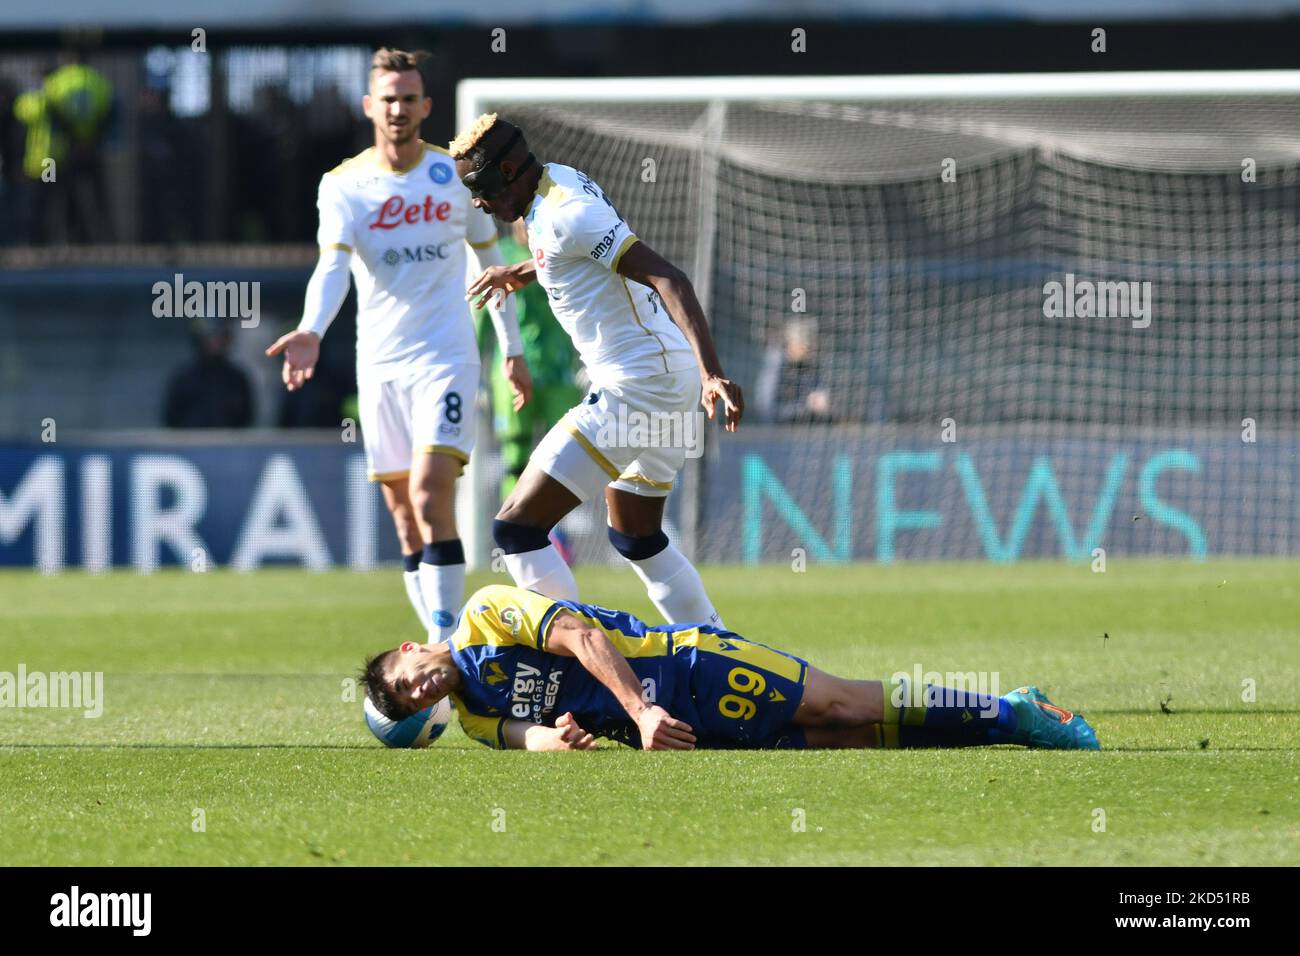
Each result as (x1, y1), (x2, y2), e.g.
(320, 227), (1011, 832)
(364, 695), (453, 748)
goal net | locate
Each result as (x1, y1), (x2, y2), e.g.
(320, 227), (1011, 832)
(457, 73), (1300, 568)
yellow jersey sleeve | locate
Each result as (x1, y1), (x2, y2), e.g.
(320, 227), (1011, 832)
(457, 584), (562, 652)
(453, 695), (508, 749)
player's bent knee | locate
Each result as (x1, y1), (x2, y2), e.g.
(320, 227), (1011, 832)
(411, 468), (457, 505)
(496, 467), (581, 526)
(494, 496), (529, 526)
(795, 668), (872, 727)
(411, 481), (451, 512)
(607, 527), (669, 561)
(492, 518), (552, 555)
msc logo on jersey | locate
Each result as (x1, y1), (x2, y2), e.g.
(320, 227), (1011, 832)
(430, 162), (453, 184)
(381, 244), (452, 265)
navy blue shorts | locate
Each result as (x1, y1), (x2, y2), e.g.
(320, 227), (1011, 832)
(671, 629), (809, 749)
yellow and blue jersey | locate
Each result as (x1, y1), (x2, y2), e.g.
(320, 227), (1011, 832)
(448, 584), (808, 750)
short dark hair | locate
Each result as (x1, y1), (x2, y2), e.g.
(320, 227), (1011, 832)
(359, 649), (405, 720)
(370, 47), (430, 85)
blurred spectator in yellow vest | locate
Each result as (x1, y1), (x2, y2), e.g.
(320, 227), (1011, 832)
(13, 50), (115, 244)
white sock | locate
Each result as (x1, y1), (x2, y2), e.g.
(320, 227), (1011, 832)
(628, 542), (723, 627)
(418, 561), (465, 642)
(503, 545), (579, 601)
(402, 569), (429, 630)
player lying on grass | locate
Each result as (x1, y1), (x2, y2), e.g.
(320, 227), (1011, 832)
(360, 584), (1100, 751)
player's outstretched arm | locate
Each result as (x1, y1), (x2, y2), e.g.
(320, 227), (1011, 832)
(547, 611), (696, 750)
(616, 241), (744, 432)
(266, 247), (351, 391)
(503, 713), (597, 751)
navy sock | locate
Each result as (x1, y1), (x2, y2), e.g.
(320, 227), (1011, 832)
(402, 552), (421, 573)
(883, 678), (1018, 746)
(422, 539), (465, 566)
(492, 519), (552, 555)
(608, 527), (670, 561)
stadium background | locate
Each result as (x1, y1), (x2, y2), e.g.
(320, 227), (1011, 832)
(2, 1), (1298, 573)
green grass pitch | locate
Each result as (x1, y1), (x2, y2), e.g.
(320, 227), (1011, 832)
(1, 559), (1296, 866)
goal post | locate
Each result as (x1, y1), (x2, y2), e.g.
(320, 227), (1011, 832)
(457, 71), (1300, 569)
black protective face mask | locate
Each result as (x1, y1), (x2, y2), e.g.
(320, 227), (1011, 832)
(461, 128), (536, 200)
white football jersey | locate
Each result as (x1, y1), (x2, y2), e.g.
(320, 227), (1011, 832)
(524, 163), (695, 386)
(316, 143), (498, 380)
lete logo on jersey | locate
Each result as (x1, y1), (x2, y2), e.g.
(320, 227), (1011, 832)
(369, 195), (452, 230)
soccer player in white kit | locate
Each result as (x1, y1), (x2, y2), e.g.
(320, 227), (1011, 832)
(266, 51), (529, 641)
(450, 114), (744, 627)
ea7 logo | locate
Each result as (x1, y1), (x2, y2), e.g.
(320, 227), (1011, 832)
(50, 886), (151, 936)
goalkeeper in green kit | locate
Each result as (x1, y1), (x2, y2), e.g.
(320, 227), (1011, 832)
(475, 220), (583, 556)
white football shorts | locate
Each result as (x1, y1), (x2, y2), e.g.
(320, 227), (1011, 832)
(359, 363), (479, 481)
(531, 367), (703, 500)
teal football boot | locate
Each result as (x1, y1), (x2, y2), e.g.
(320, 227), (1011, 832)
(1000, 686), (1100, 750)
